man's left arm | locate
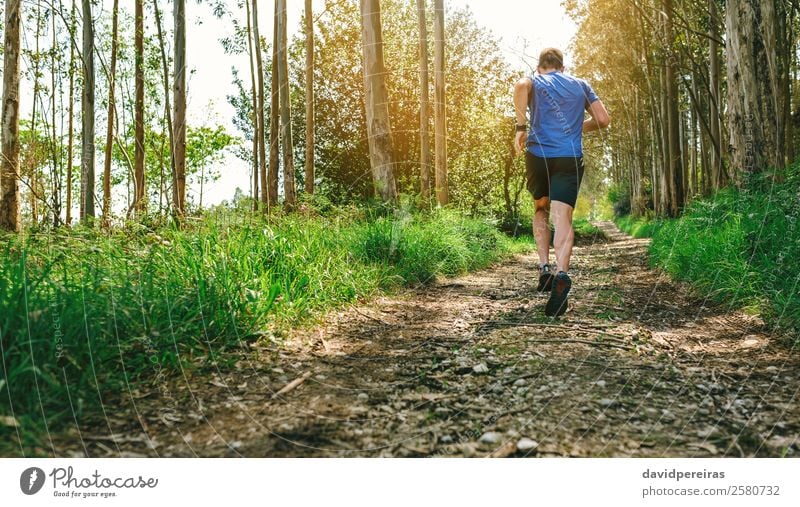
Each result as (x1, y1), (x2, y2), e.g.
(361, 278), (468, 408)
(513, 78), (532, 155)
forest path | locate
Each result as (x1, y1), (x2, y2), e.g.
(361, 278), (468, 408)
(66, 223), (800, 457)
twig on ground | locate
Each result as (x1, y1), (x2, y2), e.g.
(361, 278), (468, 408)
(271, 372), (312, 399)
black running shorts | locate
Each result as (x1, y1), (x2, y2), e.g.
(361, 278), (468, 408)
(525, 153), (585, 208)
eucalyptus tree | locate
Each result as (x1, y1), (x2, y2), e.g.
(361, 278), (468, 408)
(433, 0), (447, 205)
(173, 0), (187, 216)
(359, 0), (397, 202)
(304, 0), (315, 195)
(0, 0), (22, 231)
(81, 0), (96, 222)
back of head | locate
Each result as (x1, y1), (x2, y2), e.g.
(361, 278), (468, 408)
(538, 48), (564, 72)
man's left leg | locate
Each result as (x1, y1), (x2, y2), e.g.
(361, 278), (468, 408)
(551, 201), (575, 273)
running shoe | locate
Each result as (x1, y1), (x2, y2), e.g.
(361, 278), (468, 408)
(545, 271), (572, 317)
(537, 263), (555, 292)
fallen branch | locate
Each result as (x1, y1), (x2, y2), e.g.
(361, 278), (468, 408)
(271, 372), (312, 399)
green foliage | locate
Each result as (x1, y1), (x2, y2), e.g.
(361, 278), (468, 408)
(615, 214), (663, 238)
(647, 165), (800, 334)
(286, 0), (518, 210)
(0, 207), (531, 454)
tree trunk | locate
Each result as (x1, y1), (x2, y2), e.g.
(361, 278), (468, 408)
(359, 0), (397, 202)
(0, 0), (21, 232)
(81, 0), (96, 222)
(417, 0), (431, 204)
(153, 0), (175, 212)
(304, 0), (315, 195)
(66, 0), (76, 225)
(245, 0), (259, 210)
(725, 0), (783, 174)
(708, 0), (723, 189)
(658, 61), (670, 216)
(134, 0), (146, 214)
(252, 0), (269, 212)
(433, 0), (448, 205)
(173, 0), (187, 216)
(268, 0), (280, 208)
(664, 0), (683, 215)
(51, 10), (61, 227)
(277, 0), (297, 209)
(102, 0), (119, 228)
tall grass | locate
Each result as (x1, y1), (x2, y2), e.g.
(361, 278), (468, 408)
(0, 207), (530, 452)
(639, 165), (800, 334)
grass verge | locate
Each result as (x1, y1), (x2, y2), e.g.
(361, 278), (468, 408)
(616, 165), (800, 336)
(0, 207), (531, 455)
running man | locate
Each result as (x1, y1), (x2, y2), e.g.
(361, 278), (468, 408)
(513, 48), (610, 317)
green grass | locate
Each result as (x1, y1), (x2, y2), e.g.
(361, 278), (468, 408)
(614, 214), (664, 238)
(0, 206), (531, 454)
(573, 218), (603, 237)
(623, 165), (800, 336)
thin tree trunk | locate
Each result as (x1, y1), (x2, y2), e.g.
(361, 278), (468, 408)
(277, 0), (297, 209)
(417, 0), (431, 204)
(66, 0), (76, 225)
(51, 8), (61, 227)
(153, 0), (175, 213)
(252, 0), (269, 212)
(433, 0), (448, 205)
(81, 0), (96, 222)
(708, 0), (723, 189)
(31, 0), (42, 225)
(173, 0), (187, 216)
(0, 0), (21, 231)
(304, 0), (315, 195)
(245, 0), (259, 210)
(664, 0), (683, 215)
(102, 0), (119, 228)
(268, 0), (280, 208)
(134, 0), (146, 214)
(360, 0), (397, 202)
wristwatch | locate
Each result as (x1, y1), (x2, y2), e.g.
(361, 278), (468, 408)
(515, 123), (528, 133)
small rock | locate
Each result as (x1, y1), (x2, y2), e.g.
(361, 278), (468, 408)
(513, 378), (528, 387)
(517, 438), (539, 452)
(479, 432), (501, 445)
(598, 398), (616, 407)
(473, 363), (490, 374)
(594, 380), (606, 388)
(440, 435), (454, 444)
(357, 393), (369, 401)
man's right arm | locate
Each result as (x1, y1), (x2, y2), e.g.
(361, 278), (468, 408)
(513, 78), (532, 155)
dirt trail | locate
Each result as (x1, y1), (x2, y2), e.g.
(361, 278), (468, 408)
(60, 222), (800, 457)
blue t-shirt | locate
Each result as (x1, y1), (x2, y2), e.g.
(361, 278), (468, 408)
(526, 71), (599, 158)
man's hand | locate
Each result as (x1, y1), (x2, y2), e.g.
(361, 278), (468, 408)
(515, 131), (527, 156)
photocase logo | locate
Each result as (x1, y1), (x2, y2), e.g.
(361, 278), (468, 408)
(20, 467), (45, 495)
